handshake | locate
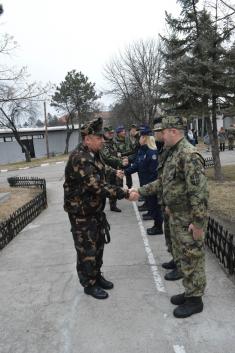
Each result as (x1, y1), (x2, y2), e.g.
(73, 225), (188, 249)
(126, 188), (140, 201)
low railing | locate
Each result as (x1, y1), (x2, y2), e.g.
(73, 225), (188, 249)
(205, 217), (235, 275)
(0, 177), (47, 251)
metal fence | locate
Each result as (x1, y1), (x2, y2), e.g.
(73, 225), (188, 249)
(206, 217), (235, 275)
(0, 177), (47, 251)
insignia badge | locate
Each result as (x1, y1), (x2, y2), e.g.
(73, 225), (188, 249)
(152, 155), (157, 160)
(191, 174), (200, 185)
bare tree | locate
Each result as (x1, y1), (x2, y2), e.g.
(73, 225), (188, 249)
(104, 39), (163, 126)
(0, 91), (39, 162)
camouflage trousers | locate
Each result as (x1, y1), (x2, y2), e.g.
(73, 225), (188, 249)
(163, 212), (172, 254)
(68, 212), (110, 288)
(169, 212), (207, 297)
(228, 137), (234, 150)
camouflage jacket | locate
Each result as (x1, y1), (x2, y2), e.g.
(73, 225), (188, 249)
(139, 138), (208, 228)
(114, 135), (134, 157)
(100, 138), (123, 169)
(64, 143), (127, 216)
(227, 127), (235, 139)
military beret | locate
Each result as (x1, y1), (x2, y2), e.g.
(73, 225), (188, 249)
(140, 126), (153, 136)
(155, 116), (188, 131)
(115, 125), (125, 133)
(81, 117), (103, 136)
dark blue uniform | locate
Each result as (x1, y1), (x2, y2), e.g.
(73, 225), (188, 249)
(124, 145), (163, 226)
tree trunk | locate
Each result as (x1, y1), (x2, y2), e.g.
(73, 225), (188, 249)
(205, 97), (224, 181)
(64, 127), (73, 155)
(13, 131), (31, 162)
(211, 95), (224, 181)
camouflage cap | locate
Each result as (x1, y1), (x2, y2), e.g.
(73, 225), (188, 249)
(108, 125), (114, 132)
(81, 117), (103, 137)
(104, 126), (114, 133)
(153, 121), (163, 131)
(160, 116), (187, 130)
(130, 124), (139, 130)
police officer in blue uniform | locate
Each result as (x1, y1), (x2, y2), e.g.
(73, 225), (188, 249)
(124, 126), (163, 235)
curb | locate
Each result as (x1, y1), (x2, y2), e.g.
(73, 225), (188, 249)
(0, 160), (65, 173)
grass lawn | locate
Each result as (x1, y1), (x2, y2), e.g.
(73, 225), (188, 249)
(0, 187), (41, 222)
(206, 165), (235, 225)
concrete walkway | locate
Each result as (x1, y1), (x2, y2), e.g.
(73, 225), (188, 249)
(0, 164), (235, 353)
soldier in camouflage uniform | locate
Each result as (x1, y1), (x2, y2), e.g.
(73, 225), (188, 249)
(153, 118), (182, 280)
(131, 116), (208, 318)
(101, 126), (127, 212)
(64, 117), (129, 300)
(115, 125), (136, 189)
(227, 124), (235, 150)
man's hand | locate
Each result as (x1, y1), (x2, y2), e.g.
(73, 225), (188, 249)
(116, 170), (124, 179)
(129, 188), (140, 201)
(188, 223), (204, 240)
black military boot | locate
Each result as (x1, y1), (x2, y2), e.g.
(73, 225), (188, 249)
(142, 213), (153, 221)
(173, 297), (203, 318)
(162, 259), (176, 270)
(164, 269), (183, 281)
(171, 292), (185, 305)
(138, 203), (148, 212)
(110, 206), (122, 212)
(110, 199), (122, 212)
(147, 224), (163, 235)
(84, 285), (109, 299)
(96, 274), (114, 290)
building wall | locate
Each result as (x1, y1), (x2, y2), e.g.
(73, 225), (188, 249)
(224, 116), (235, 129)
(0, 129), (80, 164)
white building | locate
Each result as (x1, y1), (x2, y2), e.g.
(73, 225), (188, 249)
(0, 126), (80, 164)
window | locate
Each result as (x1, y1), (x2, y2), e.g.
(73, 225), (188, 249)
(4, 137), (13, 142)
(33, 134), (44, 139)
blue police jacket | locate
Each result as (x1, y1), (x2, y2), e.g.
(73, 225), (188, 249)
(124, 145), (158, 186)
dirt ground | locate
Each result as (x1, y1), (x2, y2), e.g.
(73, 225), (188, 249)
(0, 187), (40, 222)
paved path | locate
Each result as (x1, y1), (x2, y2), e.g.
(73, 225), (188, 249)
(0, 165), (235, 353)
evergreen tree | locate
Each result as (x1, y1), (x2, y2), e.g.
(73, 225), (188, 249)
(161, 0), (235, 180)
(51, 70), (100, 154)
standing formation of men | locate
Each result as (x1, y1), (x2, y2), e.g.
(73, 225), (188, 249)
(63, 115), (209, 319)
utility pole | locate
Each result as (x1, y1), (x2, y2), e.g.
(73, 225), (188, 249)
(44, 101), (50, 158)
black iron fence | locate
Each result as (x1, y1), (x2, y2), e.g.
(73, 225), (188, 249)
(206, 217), (235, 275)
(0, 177), (47, 250)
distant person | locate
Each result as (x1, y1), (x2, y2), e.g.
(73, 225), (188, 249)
(203, 133), (211, 152)
(227, 124), (235, 150)
(218, 127), (226, 152)
(187, 129), (195, 145)
(192, 129), (198, 145)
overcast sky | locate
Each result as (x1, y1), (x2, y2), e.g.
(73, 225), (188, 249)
(1, 0), (180, 112)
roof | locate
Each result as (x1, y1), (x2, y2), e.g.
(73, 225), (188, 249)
(0, 125), (79, 135)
